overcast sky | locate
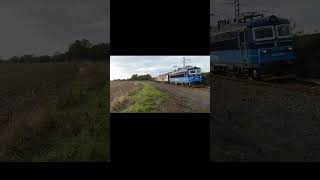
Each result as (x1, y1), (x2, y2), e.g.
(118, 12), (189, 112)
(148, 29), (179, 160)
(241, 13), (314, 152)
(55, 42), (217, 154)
(211, 0), (320, 33)
(110, 56), (210, 80)
(0, 0), (109, 59)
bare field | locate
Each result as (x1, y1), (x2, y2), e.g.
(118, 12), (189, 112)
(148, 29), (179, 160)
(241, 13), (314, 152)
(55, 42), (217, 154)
(0, 62), (108, 161)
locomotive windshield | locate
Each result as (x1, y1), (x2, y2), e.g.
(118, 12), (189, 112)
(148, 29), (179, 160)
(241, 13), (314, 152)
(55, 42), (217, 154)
(189, 69), (201, 75)
(253, 26), (275, 41)
(276, 24), (291, 38)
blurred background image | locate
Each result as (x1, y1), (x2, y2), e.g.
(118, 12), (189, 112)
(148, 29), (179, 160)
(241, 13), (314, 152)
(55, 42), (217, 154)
(211, 0), (320, 161)
(0, 0), (110, 161)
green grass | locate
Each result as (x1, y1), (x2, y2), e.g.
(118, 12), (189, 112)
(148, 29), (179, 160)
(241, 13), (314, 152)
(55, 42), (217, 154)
(31, 63), (109, 161)
(124, 82), (168, 112)
(35, 87), (108, 161)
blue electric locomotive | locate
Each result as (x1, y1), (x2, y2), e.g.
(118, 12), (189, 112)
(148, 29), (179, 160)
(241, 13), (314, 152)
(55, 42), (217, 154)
(211, 14), (296, 80)
(169, 66), (202, 86)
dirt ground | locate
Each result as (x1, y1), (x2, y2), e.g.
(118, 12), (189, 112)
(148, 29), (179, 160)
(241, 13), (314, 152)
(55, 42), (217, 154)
(211, 76), (320, 161)
(147, 81), (210, 113)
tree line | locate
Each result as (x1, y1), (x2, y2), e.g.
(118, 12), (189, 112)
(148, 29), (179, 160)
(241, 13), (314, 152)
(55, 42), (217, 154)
(0, 39), (109, 63)
(129, 74), (153, 81)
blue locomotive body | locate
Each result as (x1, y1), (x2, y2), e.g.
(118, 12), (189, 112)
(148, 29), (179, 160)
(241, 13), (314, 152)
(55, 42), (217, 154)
(211, 15), (296, 79)
(169, 66), (202, 85)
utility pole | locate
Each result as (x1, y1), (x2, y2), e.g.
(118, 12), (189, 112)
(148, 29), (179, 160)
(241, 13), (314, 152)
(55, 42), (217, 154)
(235, 0), (240, 19)
(182, 57), (191, 68)
(224, 0), (240, 19)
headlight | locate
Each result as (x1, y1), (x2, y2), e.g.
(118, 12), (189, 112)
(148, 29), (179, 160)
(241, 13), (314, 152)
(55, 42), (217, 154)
(262, 50), (268, 54)
(288, 47), (293, 51)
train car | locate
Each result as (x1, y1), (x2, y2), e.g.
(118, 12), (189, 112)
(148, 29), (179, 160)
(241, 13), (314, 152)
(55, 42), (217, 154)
(157, 72), (170, 83)
(169, 66), (202, 86)
(153, 77), (158, 82)
(210, 14), (296, 80)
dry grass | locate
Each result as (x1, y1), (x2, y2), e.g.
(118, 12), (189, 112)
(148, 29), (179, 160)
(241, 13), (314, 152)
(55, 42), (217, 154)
(110, 81), (143, 112)
(123, 82), (168, 112)
(0, 62), (109, 161)
(110, 81), (169, 113)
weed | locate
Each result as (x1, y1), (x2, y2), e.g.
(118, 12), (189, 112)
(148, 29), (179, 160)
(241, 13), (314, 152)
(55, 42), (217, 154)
(124, 82), (168, 112)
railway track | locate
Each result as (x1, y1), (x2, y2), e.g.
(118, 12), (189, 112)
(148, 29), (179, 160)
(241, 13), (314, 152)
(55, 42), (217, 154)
(212, 74), (320, 96)
(189, 84), (210, 89)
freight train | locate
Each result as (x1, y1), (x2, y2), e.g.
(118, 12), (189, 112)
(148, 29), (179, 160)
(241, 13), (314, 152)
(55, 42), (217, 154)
(210, 13), (296, 80)
(156, 65), (203, 86)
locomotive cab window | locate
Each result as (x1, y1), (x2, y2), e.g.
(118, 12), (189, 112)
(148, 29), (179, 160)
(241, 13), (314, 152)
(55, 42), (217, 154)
(188, 69), (201, 76)
(171, 73), (185, 78)
(276, 24), (292, 38)
(189, 70), (196, 74)
(252, 25), (275, 41)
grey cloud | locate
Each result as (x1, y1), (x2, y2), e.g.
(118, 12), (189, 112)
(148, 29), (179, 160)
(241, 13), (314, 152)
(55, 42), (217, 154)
(0, 0), (109, 58)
